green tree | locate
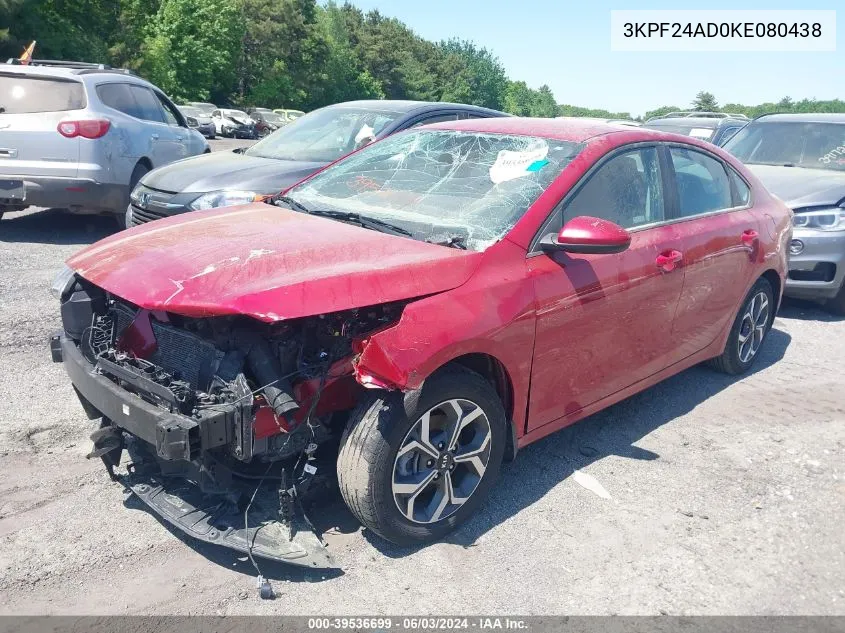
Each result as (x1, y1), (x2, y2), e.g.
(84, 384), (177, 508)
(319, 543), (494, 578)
(777, 96), (794, 110)
(692, 91), (718, 111)
(644, 105), (682, 120)
(142, 0), (243, 102)
(438, 39), (507, 110)
(504, 80), (535, 116)
(0, 0), (119, 62)
(235, 0), (331, 109)
(313, 2), (384, 104)
(529, 84), (558, 118)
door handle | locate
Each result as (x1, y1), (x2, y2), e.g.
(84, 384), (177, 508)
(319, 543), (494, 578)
(150, 133), (159, 140)
(656, 249), (683, 272)
(741, 229), (759, 245)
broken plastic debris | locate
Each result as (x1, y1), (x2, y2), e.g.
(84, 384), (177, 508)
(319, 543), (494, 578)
(571, 469), (611, 499)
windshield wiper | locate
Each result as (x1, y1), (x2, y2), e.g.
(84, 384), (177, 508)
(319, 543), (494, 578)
(270, 194), (310, 213)
(426, 234), (467, 250)
(270, 196), (412, 237)
(307, 209), (413, 237)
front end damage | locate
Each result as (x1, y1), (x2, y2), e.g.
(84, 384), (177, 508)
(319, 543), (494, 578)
(51, 274), (405, 570)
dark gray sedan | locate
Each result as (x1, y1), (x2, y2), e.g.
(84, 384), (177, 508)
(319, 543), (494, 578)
(127, 100), (507, 227)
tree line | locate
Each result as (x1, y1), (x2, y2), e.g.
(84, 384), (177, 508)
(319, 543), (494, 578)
(2, 0), (843, 119)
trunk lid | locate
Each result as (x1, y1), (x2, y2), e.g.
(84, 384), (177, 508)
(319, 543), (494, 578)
(68, 203), (483, 321)
(0, 72), (86, 177)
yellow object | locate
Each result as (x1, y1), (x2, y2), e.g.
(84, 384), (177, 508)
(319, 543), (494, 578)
(19, 41), (36, 64)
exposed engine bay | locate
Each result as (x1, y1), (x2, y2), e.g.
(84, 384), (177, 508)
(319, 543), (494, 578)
(53, 275), (405, 574)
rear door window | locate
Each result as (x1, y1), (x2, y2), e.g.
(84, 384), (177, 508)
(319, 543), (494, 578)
(408, 113), (460, 128)
(669, 147), (733, 217)
(96, 83), (139, 117)
(127, 85), (165, 123)
(0, 74), (86, 114)
(728, 168), (751, 206)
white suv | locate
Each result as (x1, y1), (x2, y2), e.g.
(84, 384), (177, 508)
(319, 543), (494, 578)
(0, 60), (208, 227)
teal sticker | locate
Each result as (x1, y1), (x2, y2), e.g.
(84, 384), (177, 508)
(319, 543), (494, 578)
(526, 159), (549, 172)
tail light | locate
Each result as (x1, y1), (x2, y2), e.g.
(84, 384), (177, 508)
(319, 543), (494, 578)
(57, 119), (111, 139)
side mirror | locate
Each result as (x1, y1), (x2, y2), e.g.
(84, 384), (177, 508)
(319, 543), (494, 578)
(540, 215), (631, 254)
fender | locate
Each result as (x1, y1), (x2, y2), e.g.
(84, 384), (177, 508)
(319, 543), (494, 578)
(353, 238), (537, 437)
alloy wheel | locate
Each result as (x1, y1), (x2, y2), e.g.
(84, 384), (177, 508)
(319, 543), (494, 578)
(392, 399), (492, 524)
(738, 290), (770, 363)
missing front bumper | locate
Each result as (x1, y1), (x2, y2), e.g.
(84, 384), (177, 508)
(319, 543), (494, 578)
(124, 469), (338, 570)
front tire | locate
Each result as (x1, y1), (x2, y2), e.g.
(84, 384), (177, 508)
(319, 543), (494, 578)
(337, 366), (506, 546)
(709, 277), (774, 375)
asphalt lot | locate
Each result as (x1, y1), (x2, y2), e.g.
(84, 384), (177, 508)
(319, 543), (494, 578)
(0, 137), (843, 615)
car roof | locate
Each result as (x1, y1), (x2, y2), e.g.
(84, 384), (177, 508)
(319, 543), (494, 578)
(423, 116), (648, 143)
(753, 112), (845, 123)
(321, 99), (507, 117)
(646, 116), (745, 128)
(1, 61), (154, 88)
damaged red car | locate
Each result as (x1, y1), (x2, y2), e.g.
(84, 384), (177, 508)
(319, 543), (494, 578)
(51, 118), (791, 568)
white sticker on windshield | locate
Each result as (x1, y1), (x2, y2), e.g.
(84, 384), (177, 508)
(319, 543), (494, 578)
(355, 124), (375, 144)
(489, 144), (549, 184)
(689, 128), (713, 139)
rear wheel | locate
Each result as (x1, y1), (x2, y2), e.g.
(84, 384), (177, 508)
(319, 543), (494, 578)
(709, 277), (774, 375)
(337, 366), (506, 546)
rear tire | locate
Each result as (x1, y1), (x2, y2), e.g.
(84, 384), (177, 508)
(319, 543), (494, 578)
(337, 366), (506, 546)
(116, 163), (149, 230)
(709, 277), (774, 375)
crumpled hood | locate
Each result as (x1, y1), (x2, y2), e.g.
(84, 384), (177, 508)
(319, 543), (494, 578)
(66, 204), (483, 321)
(140, 151), (326, 194)
(747, 164), (845, 209)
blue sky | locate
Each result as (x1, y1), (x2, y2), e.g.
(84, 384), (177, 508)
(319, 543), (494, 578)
(346, 0), (843, 116)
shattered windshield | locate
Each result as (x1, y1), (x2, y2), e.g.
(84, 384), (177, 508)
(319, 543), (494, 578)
(724, 121), (845, 171)
(285, 129), (584, 251)
(246, 105), (403, 163)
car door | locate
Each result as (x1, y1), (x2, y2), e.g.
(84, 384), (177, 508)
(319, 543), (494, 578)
(153, 90), (196, 159)
(125, 84), (178, 168)
(663, 144), (762, 357)
(525, 145), (687, 431)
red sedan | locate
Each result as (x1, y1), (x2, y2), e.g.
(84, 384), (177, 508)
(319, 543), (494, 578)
(52, 118), (791, 566)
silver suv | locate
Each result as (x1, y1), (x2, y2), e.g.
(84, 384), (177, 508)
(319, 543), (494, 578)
(0, 60), (208, 227)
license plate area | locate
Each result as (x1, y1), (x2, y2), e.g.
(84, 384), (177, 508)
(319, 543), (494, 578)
(0, 179), (25, 201)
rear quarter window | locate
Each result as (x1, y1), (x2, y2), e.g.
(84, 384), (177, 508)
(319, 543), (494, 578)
(96, 83), (139, 117)
(0, 74), (86, 114)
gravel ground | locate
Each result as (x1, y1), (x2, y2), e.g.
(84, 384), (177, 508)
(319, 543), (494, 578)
(0, 137), (843, 615)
